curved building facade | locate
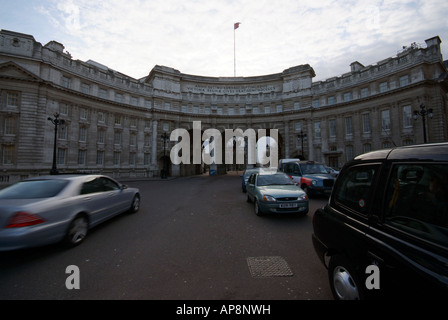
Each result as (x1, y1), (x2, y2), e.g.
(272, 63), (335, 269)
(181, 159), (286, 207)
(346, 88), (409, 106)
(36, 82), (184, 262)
(1, 29), (447, 183)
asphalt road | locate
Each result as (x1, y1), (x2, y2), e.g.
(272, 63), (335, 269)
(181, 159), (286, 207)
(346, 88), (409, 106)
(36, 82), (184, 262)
(0, 172), (332, 300)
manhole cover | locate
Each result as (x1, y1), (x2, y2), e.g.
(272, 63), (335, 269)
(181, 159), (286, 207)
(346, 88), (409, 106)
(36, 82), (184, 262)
(247, 256), (293, 278)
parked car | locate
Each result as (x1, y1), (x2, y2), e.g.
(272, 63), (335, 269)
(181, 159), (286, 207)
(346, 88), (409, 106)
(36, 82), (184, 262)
(312, 142), (448, 299)
(281, 160), (336, 196)
(246, 172), (308, 216)
(241, 168), (261, 192)
(0, 175), (141, 251)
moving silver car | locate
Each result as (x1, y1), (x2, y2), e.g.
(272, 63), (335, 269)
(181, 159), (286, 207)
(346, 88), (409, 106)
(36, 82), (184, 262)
(0, 175), (140, 251)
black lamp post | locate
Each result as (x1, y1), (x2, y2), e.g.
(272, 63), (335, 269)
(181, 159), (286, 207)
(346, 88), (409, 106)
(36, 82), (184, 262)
(297, 130), (307, 160)
(48, 112), (65, 175)
(413, 104), (433, 143)
(161, 132), (169, 178)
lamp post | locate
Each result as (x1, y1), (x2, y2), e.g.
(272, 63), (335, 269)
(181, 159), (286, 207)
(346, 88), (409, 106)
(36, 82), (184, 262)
(47, 112), (65, 175)
(297, 130), (307, 160)
(413, 104), (433, 143)
(161, 132), (169, 178)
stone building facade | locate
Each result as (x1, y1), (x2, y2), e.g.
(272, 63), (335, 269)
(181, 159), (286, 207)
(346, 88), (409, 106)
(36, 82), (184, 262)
(0, 29), (447, 182)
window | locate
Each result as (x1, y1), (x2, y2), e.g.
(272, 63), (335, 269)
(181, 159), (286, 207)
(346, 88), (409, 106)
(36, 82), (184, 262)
(80, 177), (120, 195)
(130, 134), (136, 146)
(61, 76), (70, 88)
(79, 127), (87, 142)
(294, 102), (300, 110)
(6, 92), (19, 106)
(59, 103), (69, 115)
(313, 99), (320, 108)
(96, 151), (104, 165)
(362, 113), (371, 134)
(129, 153), (136, 166)
(295, 122), (302, 132)
(328, 96), (335, 105)
(343, 92), (352, 102)
(346, 145), (354, 161)
(131, 97), (138, 106)
(78, 150), (86, 165)
(360, 88), (369, 98)
(385, 164), (448, 247)
(113, 152), (120, 166)
(97, 130), (105, 144)
(145, 100), (152, 109)
(265, 106), (271, 114)
(81, 83), (90, 94)
(2, 145), (14, 165)
(345, 117), (353, 136)
(403, 105), (412, 128)
(144, 153), (150, 166)
(58, 124), (67, 140)
(57, 148), (66, 165)
(329, 119), (336, 137)
(363, 143), (372, 153)
(379, 81), (388, 93)
(400, 75), (409, 87)
(114, 115), (122, 126)
(114, 131), (121, 145)
(115, 93), (123, 103)
(382, 110), (391, 131)
(98, 112), (105, 123)
(79, 108), (87, 120)
(4, 117), (16, 135)
(333, 164), (380, 214)
(144, 134), (150, 147)
(99, 89), (108, 99)
(276, 105), (282, 113)
(314, 121), (321, 139)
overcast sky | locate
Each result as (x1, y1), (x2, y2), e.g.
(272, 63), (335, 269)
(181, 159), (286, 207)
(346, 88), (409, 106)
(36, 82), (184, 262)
(1, 0), (447, 81)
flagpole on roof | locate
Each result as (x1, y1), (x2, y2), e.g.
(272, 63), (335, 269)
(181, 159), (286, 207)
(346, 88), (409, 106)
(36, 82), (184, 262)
(234, 22), (241, 77)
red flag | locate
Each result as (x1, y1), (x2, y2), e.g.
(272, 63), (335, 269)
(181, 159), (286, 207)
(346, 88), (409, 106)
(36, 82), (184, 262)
(234, 22), (241, 29)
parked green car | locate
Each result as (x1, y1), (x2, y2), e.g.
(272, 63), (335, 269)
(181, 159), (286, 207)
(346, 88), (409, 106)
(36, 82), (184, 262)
(246, 172), (309, 216)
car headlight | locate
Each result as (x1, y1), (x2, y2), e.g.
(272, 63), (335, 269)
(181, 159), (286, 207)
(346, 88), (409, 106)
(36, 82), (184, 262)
(298, 194), (308, 201)
(311, 180), (317, 186)
(262, 195), (276, 202)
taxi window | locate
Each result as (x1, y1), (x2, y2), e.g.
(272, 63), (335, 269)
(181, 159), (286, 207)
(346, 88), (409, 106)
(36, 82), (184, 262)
(385, 164), (448, 247)
(333, 164), (379, 215)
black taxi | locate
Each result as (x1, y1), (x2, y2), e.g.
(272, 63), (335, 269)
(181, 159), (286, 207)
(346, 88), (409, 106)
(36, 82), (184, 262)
(312, 142), (448, 299)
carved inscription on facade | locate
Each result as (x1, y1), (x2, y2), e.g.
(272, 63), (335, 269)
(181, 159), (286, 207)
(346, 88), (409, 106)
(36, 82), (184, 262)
(183, 84), (279, 95)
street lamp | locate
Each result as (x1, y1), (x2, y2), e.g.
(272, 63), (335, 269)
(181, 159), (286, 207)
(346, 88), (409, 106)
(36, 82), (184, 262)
(161, 132), (169, 178)
(413, 104), (433, 143)
(47, 112), (65, 175)
(297, 130), (307, 160)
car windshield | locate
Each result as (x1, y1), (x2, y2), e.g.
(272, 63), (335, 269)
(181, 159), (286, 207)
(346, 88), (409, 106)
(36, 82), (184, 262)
(300, 163), (328, 174)
(257, 174), (294, 186)
(0, 179), (69, 199)
(244, 170), (258, 178)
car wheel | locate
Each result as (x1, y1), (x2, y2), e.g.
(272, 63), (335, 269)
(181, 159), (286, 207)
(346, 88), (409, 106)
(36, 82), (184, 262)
(254, 200), (263, 216)
(328, 255), (364, 300)
(129, 194), (141, 213)
(65, 215), (88, 247)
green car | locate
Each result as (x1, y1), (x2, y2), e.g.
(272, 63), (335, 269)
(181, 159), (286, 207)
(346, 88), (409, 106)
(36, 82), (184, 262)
(246, 172), (309, 216)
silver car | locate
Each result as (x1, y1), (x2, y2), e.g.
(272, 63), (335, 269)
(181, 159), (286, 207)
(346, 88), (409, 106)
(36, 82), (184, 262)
(246, 172), (309, 216)
(0, 175), (140, 251)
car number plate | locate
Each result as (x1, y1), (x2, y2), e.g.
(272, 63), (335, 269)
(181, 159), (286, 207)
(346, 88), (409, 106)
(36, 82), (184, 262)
(279, 203), (298, 208)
